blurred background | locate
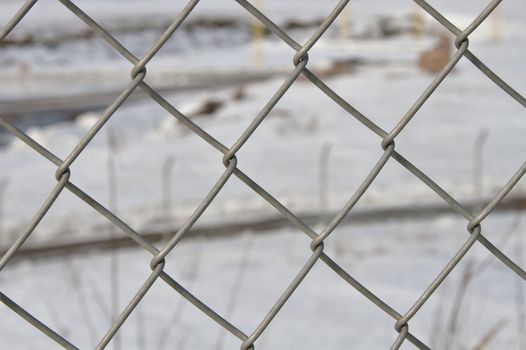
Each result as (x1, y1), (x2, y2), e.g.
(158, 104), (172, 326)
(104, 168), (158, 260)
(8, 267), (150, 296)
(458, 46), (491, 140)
(0, 0), (525, 349)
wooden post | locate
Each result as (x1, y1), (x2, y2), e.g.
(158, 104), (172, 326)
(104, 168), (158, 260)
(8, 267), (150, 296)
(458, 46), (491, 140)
(162, 155), (176, 220)
(339, 4), (351, 42)
(319, 142), (332, 211)
(491, 5), (501, 44)
(413, 3), (424, 41)
(473, 128), (488, 204)
(252, 0), (264, 68)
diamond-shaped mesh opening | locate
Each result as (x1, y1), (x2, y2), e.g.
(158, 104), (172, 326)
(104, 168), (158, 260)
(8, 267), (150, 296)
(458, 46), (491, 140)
(395, 58), (526, 203)
(65, 97), (232, 232)
(229, 77), (382, 213)
(165, 231), (312, 334)
(255, 257), (400, 349)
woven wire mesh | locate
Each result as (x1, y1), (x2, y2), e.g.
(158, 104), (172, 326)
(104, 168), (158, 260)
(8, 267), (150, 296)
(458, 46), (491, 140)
(1, 0), (525, 349)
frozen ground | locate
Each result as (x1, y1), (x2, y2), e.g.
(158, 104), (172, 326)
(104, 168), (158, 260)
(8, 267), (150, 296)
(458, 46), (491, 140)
(1, 1), (526, 349)
(1, 212), (525, 349)
(1, 50), (526, 246)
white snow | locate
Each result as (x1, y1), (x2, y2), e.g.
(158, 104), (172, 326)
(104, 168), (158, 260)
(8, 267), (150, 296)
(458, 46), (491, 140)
(1, 213), (524, 349)
(1, 0), (526, 349)
(1, 54), (526, 245)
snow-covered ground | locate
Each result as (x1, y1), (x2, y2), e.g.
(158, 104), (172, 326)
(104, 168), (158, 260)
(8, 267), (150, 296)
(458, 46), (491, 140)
(1, 0), (526, 349)
(2, 52), (526, 246)
(1, 213), (525, 349)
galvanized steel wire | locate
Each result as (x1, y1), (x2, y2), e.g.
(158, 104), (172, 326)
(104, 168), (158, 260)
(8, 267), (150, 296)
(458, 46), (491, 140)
(1, 0), (525, 349)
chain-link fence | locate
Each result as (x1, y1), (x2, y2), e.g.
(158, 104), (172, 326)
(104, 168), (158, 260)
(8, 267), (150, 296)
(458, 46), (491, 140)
(1, 0), (525, 349)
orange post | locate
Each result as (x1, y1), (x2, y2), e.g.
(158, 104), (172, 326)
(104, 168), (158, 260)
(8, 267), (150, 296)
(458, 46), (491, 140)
(413, 4), (424, 41)
(491, 5), (501, 44)
(251, 0), (265, 68)
(339, 4), (351, 42)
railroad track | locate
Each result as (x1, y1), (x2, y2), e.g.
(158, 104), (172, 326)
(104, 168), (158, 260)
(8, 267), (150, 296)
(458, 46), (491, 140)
(0, 70), (283, 116)
(3, 196), (525, 262)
